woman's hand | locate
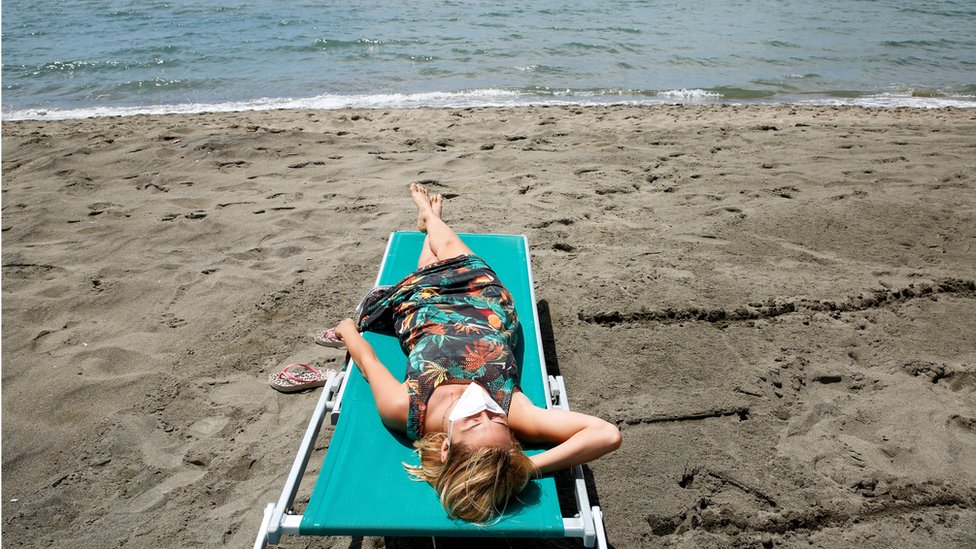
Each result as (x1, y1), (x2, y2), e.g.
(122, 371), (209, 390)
(335, 318), (359, 341)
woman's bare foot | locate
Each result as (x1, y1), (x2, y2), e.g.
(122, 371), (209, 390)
(410, 182), (434, 232)
(430, 193), (444, 220)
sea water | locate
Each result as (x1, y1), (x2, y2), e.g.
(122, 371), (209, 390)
(3, 0), (975, 119)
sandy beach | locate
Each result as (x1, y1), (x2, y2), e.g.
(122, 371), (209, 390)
(2, 104), (975, 548)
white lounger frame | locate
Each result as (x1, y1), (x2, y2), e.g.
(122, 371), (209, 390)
(255, 234), (608, 548)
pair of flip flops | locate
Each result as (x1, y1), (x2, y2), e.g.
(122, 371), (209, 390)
(268, 363), (336, 393)
(269, 328), (344, 393)
(273, 286), (390, 392)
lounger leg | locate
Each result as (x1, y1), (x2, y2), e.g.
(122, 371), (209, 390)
(592, 506), (608, 549)
(254, 502), (274, 549)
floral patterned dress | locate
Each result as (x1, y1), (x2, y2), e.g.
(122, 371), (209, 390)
(357, 254), (520, 440)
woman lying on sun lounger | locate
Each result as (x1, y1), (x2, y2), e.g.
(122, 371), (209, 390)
(327, 183), (621, 523)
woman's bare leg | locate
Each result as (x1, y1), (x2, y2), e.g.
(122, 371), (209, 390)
(417, 236), (437, 269)
(410, 183), (472, 262)
(416, 193), (442, 268)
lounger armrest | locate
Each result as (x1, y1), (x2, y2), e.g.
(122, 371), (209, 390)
(329, 366), (349, 424)
(548, 375), (562, 407)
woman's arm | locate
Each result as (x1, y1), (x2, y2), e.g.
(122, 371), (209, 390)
(335, 318), (409, 432)
(508, 392), (621, 475)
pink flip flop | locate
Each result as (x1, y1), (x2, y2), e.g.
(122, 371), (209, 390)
(268, 363), (334, 393)
(313, 327), (345, 348)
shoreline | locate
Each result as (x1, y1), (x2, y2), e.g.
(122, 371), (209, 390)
(4, 89), (976, 122)
(3, 104), (975, 547)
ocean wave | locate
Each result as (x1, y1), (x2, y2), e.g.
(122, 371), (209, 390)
(551, 42), (620, 54)
(5, 88), (976, 121)
(800, 92), (976, 109)
(656, 89), (724, 100)
(311, 38), (382, 49)
(764, 40), (801, 48)
(882, 39), (955, 49)
(712, 87), (777, 100)
(5, 56), (176, 78)
(111, 77), (221, 93)
(1, 90), (530, 120)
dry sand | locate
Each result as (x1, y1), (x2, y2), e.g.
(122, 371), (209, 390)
(2, 104), (975, 548)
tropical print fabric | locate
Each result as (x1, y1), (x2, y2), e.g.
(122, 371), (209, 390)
(357, 254), (520, 440)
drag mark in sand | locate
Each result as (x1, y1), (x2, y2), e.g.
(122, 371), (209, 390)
(648, 475), (975, 537)
(679, 466), (778, 508)
(649, 466), (779, 536)
(579, 278), (976, 326)
(612, 405), (750, 427)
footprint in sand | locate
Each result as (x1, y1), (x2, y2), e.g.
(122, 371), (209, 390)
(160, 313), (187, 329)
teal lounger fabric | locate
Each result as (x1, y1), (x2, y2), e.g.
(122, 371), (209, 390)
(300, 232), (564, 538)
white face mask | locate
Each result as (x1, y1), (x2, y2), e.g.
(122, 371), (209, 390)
(447, 383), (506, 443)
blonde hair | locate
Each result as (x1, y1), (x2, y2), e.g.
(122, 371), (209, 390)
(403, 431), (535, 523)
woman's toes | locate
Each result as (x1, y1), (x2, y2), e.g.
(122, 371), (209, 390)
(431, 193), (443, 217)
(410, 182), (429, 201)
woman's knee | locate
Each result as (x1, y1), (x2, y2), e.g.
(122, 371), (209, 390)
(435, 237), (472, 260)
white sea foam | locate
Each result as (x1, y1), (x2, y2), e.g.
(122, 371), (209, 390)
(5, 88), (975, 121)
(2, 90), (534, 120)
(3, 89), (661, 120)
(799, 92), (976, 109)
(656, 88), (723, 100)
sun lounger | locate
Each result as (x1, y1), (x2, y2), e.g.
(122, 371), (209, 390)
(255, 231), (608, 548)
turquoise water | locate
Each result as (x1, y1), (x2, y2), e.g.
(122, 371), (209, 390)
(3, 0), (976, 119)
